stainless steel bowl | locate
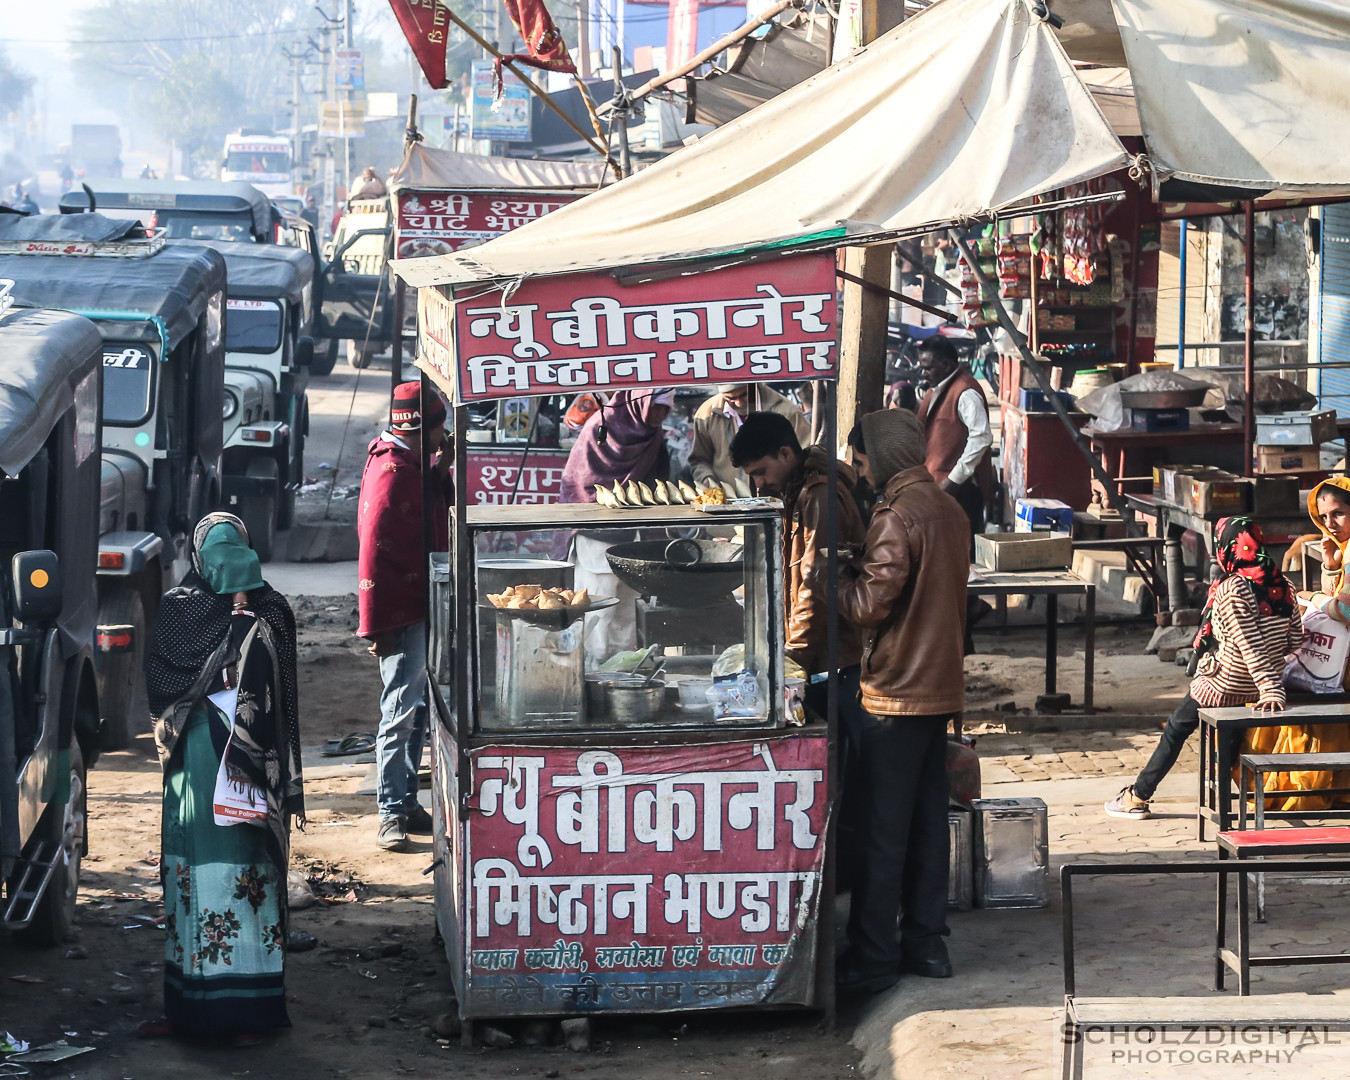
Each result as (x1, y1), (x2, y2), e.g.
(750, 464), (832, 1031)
(605, 678), (668, 724)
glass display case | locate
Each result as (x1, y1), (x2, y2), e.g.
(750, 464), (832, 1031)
(463, 503), (784, 734)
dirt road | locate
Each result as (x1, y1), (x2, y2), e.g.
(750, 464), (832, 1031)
(0, 591), (859, 1079)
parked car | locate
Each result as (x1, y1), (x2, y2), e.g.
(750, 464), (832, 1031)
(0, 302), (105, 945)
(58, 179), (284, 243)
(0, 213), (227, 749)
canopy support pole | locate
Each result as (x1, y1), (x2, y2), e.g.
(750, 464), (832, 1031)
(948, 231), (1137, 531)
(1243, 201), (1256, 476)
(437, 4), (617, 170)
(837, 267), (958, 324)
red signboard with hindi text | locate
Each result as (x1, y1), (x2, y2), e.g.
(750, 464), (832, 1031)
(461, 735), (828, 1014)
(464, 447), (567, 505)
(396, 190), (582, 259)
(447, 252), (838, 403)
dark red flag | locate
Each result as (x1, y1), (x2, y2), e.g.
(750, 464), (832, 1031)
(388, 0), (450, 90)
(495, 0), (578, 92)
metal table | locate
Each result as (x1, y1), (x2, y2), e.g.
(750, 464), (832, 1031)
(1124, 493), (1311, 613)
(1197, 702), (1350, 841)
(968, 569), (1095, 712)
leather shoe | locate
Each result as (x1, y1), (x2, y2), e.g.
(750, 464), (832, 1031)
(836, 960), (901, 995)
(404, 805), (434, 834)
(900, 954), (953, 979)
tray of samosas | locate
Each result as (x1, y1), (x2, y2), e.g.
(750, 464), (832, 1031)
(483, 584), (619, 630)
(593, 477), (754, 509)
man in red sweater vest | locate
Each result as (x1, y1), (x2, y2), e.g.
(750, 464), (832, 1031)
(915, 338), (993, 551)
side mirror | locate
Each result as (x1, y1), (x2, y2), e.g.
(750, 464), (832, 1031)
(294, 336), (314, 368)
(12, 551), (61, 625)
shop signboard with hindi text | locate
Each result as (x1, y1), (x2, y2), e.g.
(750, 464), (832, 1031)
(461, 735), (828, 1015)
(447, 253), (838, 403)
(464, 448), (568, 505)
(396, 190), (582, 259)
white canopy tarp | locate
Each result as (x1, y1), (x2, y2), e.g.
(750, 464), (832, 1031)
(387, 143), (608, 194)
(1112, 0), (1350, 193)
(393, 0), (1128, 288)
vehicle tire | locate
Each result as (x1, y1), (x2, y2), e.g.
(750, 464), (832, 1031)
(277, 436), (301, 531)
(238, 459), (279, 563)
(347, 340), (373, 369)
(17, 740), (86, 946)
(96, 588), (147, 751)
(310, 336), (338, 377)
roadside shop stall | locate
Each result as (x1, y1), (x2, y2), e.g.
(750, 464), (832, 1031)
(389, 145), (607, 505)
(408, 251), (840, 1029)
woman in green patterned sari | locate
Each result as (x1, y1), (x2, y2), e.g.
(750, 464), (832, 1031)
(142, 513), (304, 1045)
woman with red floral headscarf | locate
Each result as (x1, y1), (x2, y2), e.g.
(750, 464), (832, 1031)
(1106, 517), (1303, 820)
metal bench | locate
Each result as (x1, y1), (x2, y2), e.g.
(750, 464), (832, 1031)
(1216, 828), (1350, 994)
(1061, 860), (1350, 1080)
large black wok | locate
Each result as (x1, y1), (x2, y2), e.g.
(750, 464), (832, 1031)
(605, 539), (744, 609)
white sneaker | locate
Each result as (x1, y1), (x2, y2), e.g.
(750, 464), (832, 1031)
(1104, 786), (1151, 819)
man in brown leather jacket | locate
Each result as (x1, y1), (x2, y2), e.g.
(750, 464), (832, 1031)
(835, 408), (970, 992)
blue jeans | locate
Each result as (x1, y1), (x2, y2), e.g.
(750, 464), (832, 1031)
(376, 621), (428, 820)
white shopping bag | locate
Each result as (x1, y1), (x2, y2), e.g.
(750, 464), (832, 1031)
(1283, 603), (1350, 694)
(209, 687), (268, 827)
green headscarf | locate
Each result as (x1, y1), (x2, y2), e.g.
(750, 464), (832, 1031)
(199, 522), (264, 595)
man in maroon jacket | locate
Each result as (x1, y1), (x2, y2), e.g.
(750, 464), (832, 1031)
(915, 338), (993, 550)
(358, 382), (451, 852)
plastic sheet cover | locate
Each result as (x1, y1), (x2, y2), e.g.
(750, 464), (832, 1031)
(392, 0), (1128, 288)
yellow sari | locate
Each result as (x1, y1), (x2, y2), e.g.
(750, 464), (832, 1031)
(1243, 476), (1350, 811)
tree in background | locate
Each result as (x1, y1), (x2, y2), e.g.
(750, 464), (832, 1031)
(0, 47), (34, 113)
(71, 0), (304, 173)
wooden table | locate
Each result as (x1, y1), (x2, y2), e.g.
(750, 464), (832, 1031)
(968, 569), (1095, 712)
(1197, 702), (1350, 841)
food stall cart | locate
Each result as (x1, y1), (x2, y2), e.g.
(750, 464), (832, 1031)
(411, 252), (839, 1035)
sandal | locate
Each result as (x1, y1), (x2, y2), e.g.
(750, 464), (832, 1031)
(233, 1031), (265, 1048)
(320, 733), (377, 757)
(138, 1018), (174, 1038)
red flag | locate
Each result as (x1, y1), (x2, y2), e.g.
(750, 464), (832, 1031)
(495, 0), (578, 91)
(388, 0), (451, 90)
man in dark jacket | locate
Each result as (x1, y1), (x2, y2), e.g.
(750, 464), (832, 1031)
(357, 382), (451, 852)
(835, 408), (970, 992)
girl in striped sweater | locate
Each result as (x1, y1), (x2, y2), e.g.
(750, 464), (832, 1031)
(1106, 517), (1302, 820)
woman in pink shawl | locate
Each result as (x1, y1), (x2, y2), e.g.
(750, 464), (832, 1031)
(560, 388), (674, 660)
(560, 388), (675, 503)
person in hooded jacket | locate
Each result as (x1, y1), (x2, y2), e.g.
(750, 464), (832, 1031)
(834, 409), (970, 992)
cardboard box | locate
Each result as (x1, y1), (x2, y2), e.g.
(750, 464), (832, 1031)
(974, 532), (1072, 572)
(1255, 409), (1337, 447)
(1183, 472), (1248, 518)
(1244, 474), (1301, 516)
(1253, 445), (1320, 475)
(1014, 498), (1075, 534)
(1160, 465), (1202, 505)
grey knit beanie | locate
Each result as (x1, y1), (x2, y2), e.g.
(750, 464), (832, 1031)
(862, 409), (927, 488)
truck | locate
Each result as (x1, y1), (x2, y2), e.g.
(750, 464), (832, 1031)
(0, 213), (228, 750)
(0, 300), (105, 945)
(184, 240), (315, 561)
(70, 123), (122, 178)
(220, 132), (294, 201)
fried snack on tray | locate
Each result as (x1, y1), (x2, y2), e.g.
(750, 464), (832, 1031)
(695, 484), (727, 506)
(488, 584), (593, 610)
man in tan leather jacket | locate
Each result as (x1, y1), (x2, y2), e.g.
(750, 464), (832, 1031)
(834, 408), (970, 993)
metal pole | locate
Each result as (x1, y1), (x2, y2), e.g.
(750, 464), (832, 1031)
(612, 46), (631, 179)
(577, 0), (592, 78)
(821, 380), (839, 1030)
(391, 94), (418, 407)
(1243, 201), (1256, 476)
(1177, 218), (1188, 369)
(948, 230), (1138, 530)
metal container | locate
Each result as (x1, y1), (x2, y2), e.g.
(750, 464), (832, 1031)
(1118, 388), (1209, 410)
(948, 808), (973, 911)
(492, 613), (584, 729)
(605, 678), (668, 724)
(428, 552), (453, 686)
(477, 557), (574, 698)
(605, 539), (744, 608)
(971, 797), (1048, 909)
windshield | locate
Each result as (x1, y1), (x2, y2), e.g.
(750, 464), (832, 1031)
(226, 150), (290, 174)
(226, 298), (284, 352)
(156, 211), (256, 241)
(102, 344), (155, 426)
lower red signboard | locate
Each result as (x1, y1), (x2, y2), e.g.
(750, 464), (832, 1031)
(460, 735), (828, 1013)
(464, 447), (568, 505)
(443, 252), (838, 403)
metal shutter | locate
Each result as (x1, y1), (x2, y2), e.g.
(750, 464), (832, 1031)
(1320, 204), (1350, 415)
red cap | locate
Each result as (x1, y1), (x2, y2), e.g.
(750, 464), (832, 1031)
(391, 382), (446, 432)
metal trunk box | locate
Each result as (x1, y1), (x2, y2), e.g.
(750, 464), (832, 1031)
(971, 797), (1048, 909)
(948, 808), (973, 911)
(1255, 409), (1337, 447)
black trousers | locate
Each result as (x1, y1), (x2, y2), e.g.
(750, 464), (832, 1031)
(949, 478), (985, 558)
(843, 707), (952, 972)
(1133, 693), (1201, 801)
(805, 666), (868, 894)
